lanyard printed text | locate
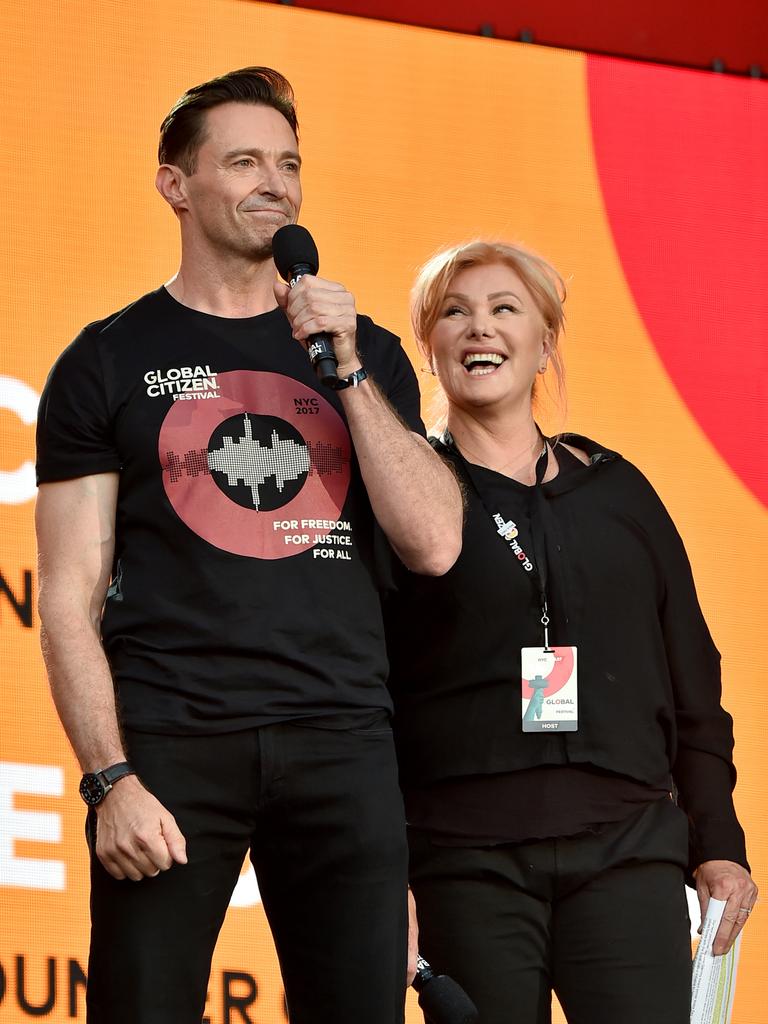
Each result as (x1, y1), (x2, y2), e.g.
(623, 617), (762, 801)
(492, 513), (534, 572)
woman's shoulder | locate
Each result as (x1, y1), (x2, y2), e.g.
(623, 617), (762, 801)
(557, 432), (677, 520)
(557, 440), (590, 465)
(554, 433), (659, 495)
(553, 432), (620, 465)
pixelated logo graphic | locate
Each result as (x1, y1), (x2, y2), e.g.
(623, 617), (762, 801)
(158, 371), (351, 558)
(208, 414), (310, 511)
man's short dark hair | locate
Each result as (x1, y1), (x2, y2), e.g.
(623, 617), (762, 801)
(158, 66), (298, 173)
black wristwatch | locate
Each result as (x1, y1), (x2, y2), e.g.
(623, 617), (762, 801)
(79, 762), (135, 806)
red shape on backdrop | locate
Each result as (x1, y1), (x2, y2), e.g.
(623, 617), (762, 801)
(586, 56), (768, 508)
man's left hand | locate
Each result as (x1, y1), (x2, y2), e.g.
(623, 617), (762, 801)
(274, 275), (359, 370)
(695, 859), (758, 954)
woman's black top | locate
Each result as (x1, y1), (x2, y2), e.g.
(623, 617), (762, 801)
(385, 434), (748, 870)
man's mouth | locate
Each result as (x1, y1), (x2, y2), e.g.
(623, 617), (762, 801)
(242, 206), (289, 217)
(462, 352), (506, 376)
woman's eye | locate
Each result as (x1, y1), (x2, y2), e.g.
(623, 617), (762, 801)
(444, 306), (464, 317)
(494, 303), (518, 314)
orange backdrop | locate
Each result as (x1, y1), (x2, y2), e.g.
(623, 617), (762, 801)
(1, 1), (766, 1021)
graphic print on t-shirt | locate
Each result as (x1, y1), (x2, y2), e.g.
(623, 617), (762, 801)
(208, 414), (310, 511)
(158, 370), (351, 558)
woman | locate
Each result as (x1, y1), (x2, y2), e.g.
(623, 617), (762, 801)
(386, 241), (756, 1024)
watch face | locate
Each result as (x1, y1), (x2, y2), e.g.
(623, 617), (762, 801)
(79, 773), (105, 806)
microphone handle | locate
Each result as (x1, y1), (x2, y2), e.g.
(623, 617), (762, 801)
(288, 263), (339, 388)
(307, 334), (339, 387)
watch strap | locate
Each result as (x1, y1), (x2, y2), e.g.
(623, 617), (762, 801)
(98, 761), (135, 787)
(330, 367), (367, 390)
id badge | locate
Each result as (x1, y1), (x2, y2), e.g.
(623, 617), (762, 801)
(521, 646), (578, 732)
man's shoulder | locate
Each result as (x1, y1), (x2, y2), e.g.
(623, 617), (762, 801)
(355, 313), (400, 347)
(45, 288), (172, 392)
(81, 287), (167, 341)
(354, 313), (408, 373)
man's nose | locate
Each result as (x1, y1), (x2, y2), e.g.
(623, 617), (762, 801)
(259, 163), (288, 198)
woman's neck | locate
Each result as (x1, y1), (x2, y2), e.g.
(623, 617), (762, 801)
(446, 406), (552, 485)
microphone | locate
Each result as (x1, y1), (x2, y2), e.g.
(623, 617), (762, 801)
(412, 955), (479, 1024)
(272, 224), (339, 387)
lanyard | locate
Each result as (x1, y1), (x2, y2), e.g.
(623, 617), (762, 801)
(442, 432), (553, 648)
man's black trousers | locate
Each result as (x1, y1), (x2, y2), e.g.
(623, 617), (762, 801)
(86, 718), (409, 1023)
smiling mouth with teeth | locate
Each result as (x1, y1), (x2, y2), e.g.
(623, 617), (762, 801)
(462, 352), (506, 376)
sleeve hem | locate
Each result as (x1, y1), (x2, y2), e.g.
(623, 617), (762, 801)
(36, 459), (122, 485)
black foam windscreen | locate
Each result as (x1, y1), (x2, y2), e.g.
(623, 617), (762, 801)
(417, 974), (479, 1024)
(272, 224), (319, 280)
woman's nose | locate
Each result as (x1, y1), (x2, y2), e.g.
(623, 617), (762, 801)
(467, 316), (494, 338)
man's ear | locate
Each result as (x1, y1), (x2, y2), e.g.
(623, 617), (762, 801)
(155, 164), (188, 214)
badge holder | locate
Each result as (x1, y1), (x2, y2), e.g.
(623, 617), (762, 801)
(521, 597), (578, 732)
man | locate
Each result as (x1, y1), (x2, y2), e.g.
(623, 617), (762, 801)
(35, 67), (462, 1024)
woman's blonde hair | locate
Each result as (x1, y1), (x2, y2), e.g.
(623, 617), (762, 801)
(411, 241), (567, 423)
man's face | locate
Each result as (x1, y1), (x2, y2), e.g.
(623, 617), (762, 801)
(180, 101), (302, 261)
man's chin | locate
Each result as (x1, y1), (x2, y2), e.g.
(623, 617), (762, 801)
(239, 228), (280, 263)
(250, 239), (275, 262)
(210, 224), (287, 263)
(261, 219), (295, 259)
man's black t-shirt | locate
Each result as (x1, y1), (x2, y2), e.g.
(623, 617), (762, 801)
(37, 287), (424, 734)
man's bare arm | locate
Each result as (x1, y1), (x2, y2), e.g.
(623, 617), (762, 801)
(338, 379), (463, 575)
(276, 276), (463, 575)
(37, 474), (124, 769)
(36, 475), (187, 880)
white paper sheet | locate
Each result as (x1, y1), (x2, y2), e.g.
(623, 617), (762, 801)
(690, 897), (742, 1024)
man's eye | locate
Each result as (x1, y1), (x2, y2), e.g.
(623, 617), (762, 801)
(283, 162), (300, 173)
(235, 158), (253, 168)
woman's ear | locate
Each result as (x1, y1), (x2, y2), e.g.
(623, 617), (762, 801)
(539, 330), (553, 374)
(420, 343), (436, 376)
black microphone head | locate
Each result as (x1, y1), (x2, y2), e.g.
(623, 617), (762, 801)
(272, 224), (319, 280)
(417, 974), (479, 1024)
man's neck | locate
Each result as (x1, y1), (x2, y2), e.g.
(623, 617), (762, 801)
(165, 251), (278, 318)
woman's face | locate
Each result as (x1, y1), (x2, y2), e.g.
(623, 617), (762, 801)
(426, 262), (550, 417)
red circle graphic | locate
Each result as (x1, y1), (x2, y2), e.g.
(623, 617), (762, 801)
(158, 370), (351, 558)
